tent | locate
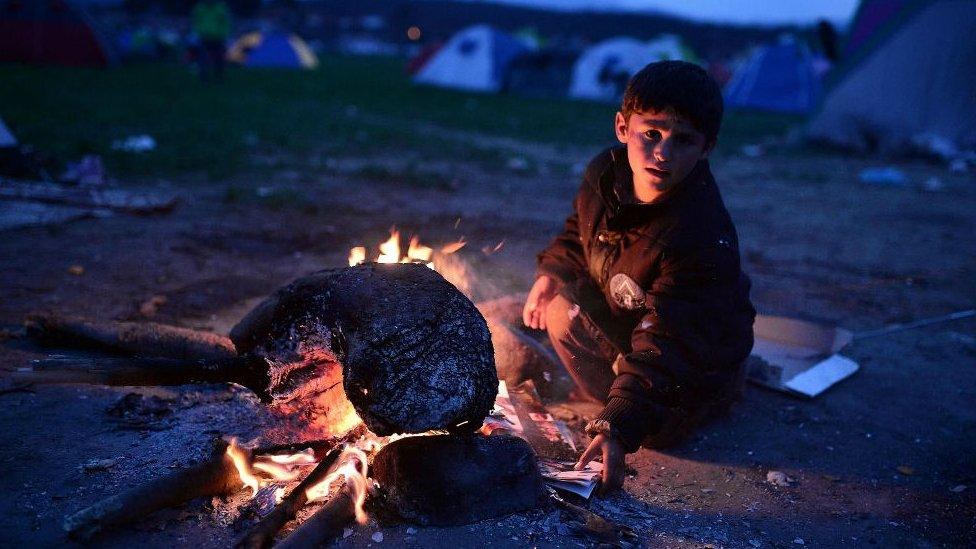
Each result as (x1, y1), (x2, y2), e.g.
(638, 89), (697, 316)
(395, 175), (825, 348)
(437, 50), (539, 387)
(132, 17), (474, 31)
(0, 0), (115, 67)
(0, 117), (15, 148)
(227, 31), (318, 69)
(413, 25), (530, 93)
(504, 49), (577, 98)
(808, 0), (975, 155)
(569, 35), (695, 101)
(724, 37), (821, 114)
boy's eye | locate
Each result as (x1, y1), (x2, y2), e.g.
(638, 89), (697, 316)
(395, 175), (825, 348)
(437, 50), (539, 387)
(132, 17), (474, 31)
(643, 130), (661, 141)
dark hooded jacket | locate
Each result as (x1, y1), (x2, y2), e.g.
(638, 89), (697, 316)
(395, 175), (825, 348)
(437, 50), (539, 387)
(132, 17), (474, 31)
(537, 146), (755, 451)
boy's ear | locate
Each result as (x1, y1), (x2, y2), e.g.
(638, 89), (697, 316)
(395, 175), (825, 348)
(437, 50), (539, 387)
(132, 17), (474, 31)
(614, 112), (629, 144)
(700, 139), (716, 159)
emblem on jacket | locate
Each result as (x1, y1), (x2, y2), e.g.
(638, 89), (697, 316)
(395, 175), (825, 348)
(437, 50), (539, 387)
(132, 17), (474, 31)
(609, 273), (645, 310)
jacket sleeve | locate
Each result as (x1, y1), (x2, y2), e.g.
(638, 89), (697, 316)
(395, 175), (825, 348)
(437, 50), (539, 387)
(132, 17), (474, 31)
(535, 183), (588, 286)
(595, 242), (741, 451)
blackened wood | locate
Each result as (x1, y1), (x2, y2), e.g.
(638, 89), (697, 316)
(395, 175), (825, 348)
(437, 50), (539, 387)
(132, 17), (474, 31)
(253, 424), (367, 460)
(25, 314), (237, 361)
(231, 263), (497, 435)
(63, 440), (244, 541)
(14, 355), (257, 388)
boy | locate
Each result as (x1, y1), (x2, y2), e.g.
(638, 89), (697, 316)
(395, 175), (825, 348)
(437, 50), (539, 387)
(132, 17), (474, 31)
(522, 61), (755, 492)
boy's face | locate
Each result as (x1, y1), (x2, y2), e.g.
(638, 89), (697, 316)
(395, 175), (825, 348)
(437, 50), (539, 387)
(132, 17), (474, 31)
(614, 109), (712, 201)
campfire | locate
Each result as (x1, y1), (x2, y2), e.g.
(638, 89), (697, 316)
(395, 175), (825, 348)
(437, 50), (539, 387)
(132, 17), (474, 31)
(21, 231), (635, 546)
(347, 227), (464, 269)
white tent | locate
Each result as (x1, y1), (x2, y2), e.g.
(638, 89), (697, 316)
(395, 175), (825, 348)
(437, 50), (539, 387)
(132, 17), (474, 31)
(569, 35), (694, 102)
(807, 0), (976, 155)
(0, 117), (17, 148)
(413, 25), (530, 93)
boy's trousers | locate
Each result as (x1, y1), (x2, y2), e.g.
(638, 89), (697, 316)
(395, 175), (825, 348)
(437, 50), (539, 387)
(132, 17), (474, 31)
(544, 279), (744, 449)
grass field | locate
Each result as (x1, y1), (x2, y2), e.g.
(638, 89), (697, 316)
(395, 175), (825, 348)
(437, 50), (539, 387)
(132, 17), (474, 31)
(1, 55), (802, 179)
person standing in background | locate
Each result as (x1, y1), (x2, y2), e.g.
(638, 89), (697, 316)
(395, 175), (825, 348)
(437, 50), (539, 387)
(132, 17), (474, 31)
(191, 0), (231, 82)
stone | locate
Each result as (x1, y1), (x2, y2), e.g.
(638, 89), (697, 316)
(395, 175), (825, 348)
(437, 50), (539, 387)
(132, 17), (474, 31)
(371, 434), (546, 525)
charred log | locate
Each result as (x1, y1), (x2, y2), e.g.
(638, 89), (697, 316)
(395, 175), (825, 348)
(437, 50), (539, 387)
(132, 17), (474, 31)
(253, 423), (367, 460)
(231, 263), (497, 435)
(370, 433), (546, 526)
(63, 439), (244, 541)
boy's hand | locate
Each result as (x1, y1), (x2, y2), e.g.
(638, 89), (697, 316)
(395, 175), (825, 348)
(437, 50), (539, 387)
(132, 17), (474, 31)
(575, 433), (626, 495)
(522, 275), (560, 330)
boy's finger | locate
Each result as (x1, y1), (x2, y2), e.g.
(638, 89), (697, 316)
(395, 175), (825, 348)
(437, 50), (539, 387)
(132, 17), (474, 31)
(575, 440), (600, 470)
(522, 299), (536, 327)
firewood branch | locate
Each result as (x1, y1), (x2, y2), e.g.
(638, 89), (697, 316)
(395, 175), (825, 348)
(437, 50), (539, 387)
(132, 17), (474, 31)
(64, 439), (246, 541)
(274, 482), (358, 549)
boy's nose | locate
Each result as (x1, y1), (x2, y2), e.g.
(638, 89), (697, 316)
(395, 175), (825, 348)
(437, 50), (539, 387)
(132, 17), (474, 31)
(654, 138), (673, 162)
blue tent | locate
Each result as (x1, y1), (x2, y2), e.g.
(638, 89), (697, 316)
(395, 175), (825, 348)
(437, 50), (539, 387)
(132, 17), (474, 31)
(725, 38), (821, 114)
(228, 31), (318, 69)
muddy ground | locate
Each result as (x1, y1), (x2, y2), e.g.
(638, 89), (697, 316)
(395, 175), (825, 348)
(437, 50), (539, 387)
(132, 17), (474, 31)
(1, 140), (974, 548)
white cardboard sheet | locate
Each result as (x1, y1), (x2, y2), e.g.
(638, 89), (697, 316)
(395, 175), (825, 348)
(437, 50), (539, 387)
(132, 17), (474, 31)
(749, 315), (859, 398)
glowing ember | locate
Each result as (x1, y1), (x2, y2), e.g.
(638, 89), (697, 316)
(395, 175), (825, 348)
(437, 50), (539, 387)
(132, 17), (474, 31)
(348, 228), (462, 269)
(226, 438), (260, 497)
(305, 446), (370, 524)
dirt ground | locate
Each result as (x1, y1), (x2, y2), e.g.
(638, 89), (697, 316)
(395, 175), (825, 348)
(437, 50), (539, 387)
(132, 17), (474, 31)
(1, 140), (974, 548)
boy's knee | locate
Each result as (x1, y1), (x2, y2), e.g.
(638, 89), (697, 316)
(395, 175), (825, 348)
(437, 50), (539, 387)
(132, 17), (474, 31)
(544, 294), (579, 342)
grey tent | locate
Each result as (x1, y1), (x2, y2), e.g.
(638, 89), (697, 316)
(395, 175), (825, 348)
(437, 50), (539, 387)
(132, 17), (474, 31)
(807, 0), (976, 155)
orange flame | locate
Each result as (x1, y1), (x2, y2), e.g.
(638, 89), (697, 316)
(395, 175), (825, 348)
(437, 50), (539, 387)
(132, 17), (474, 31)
(305, 446), (370, 524)
(440, 238), (466, 255)
(377, 230), (401, 264)
(226, 438), (260, 497)
(407, 236), (433, 263)
(348, 246), (366, 267)
(348, 228), (442, 269)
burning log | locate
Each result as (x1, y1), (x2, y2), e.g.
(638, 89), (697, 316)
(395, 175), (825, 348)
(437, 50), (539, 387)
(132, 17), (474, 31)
(230, 263), (497, 435)
(236, 445), (345, 549)
(64, 439), (245, 541)
(274, 446), (369, 549)
(370, 433), (546, 525)
(274, 484), (357, 549)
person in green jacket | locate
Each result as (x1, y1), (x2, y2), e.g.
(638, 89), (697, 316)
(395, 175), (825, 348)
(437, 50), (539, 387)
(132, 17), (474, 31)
(191, 0), (231, 81)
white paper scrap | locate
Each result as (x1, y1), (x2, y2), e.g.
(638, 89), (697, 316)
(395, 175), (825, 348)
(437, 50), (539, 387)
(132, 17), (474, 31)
(783, 354), (859, 397)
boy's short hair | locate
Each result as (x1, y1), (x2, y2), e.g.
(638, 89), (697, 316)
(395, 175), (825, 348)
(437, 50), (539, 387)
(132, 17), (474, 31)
(620, 60), (724, 145)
